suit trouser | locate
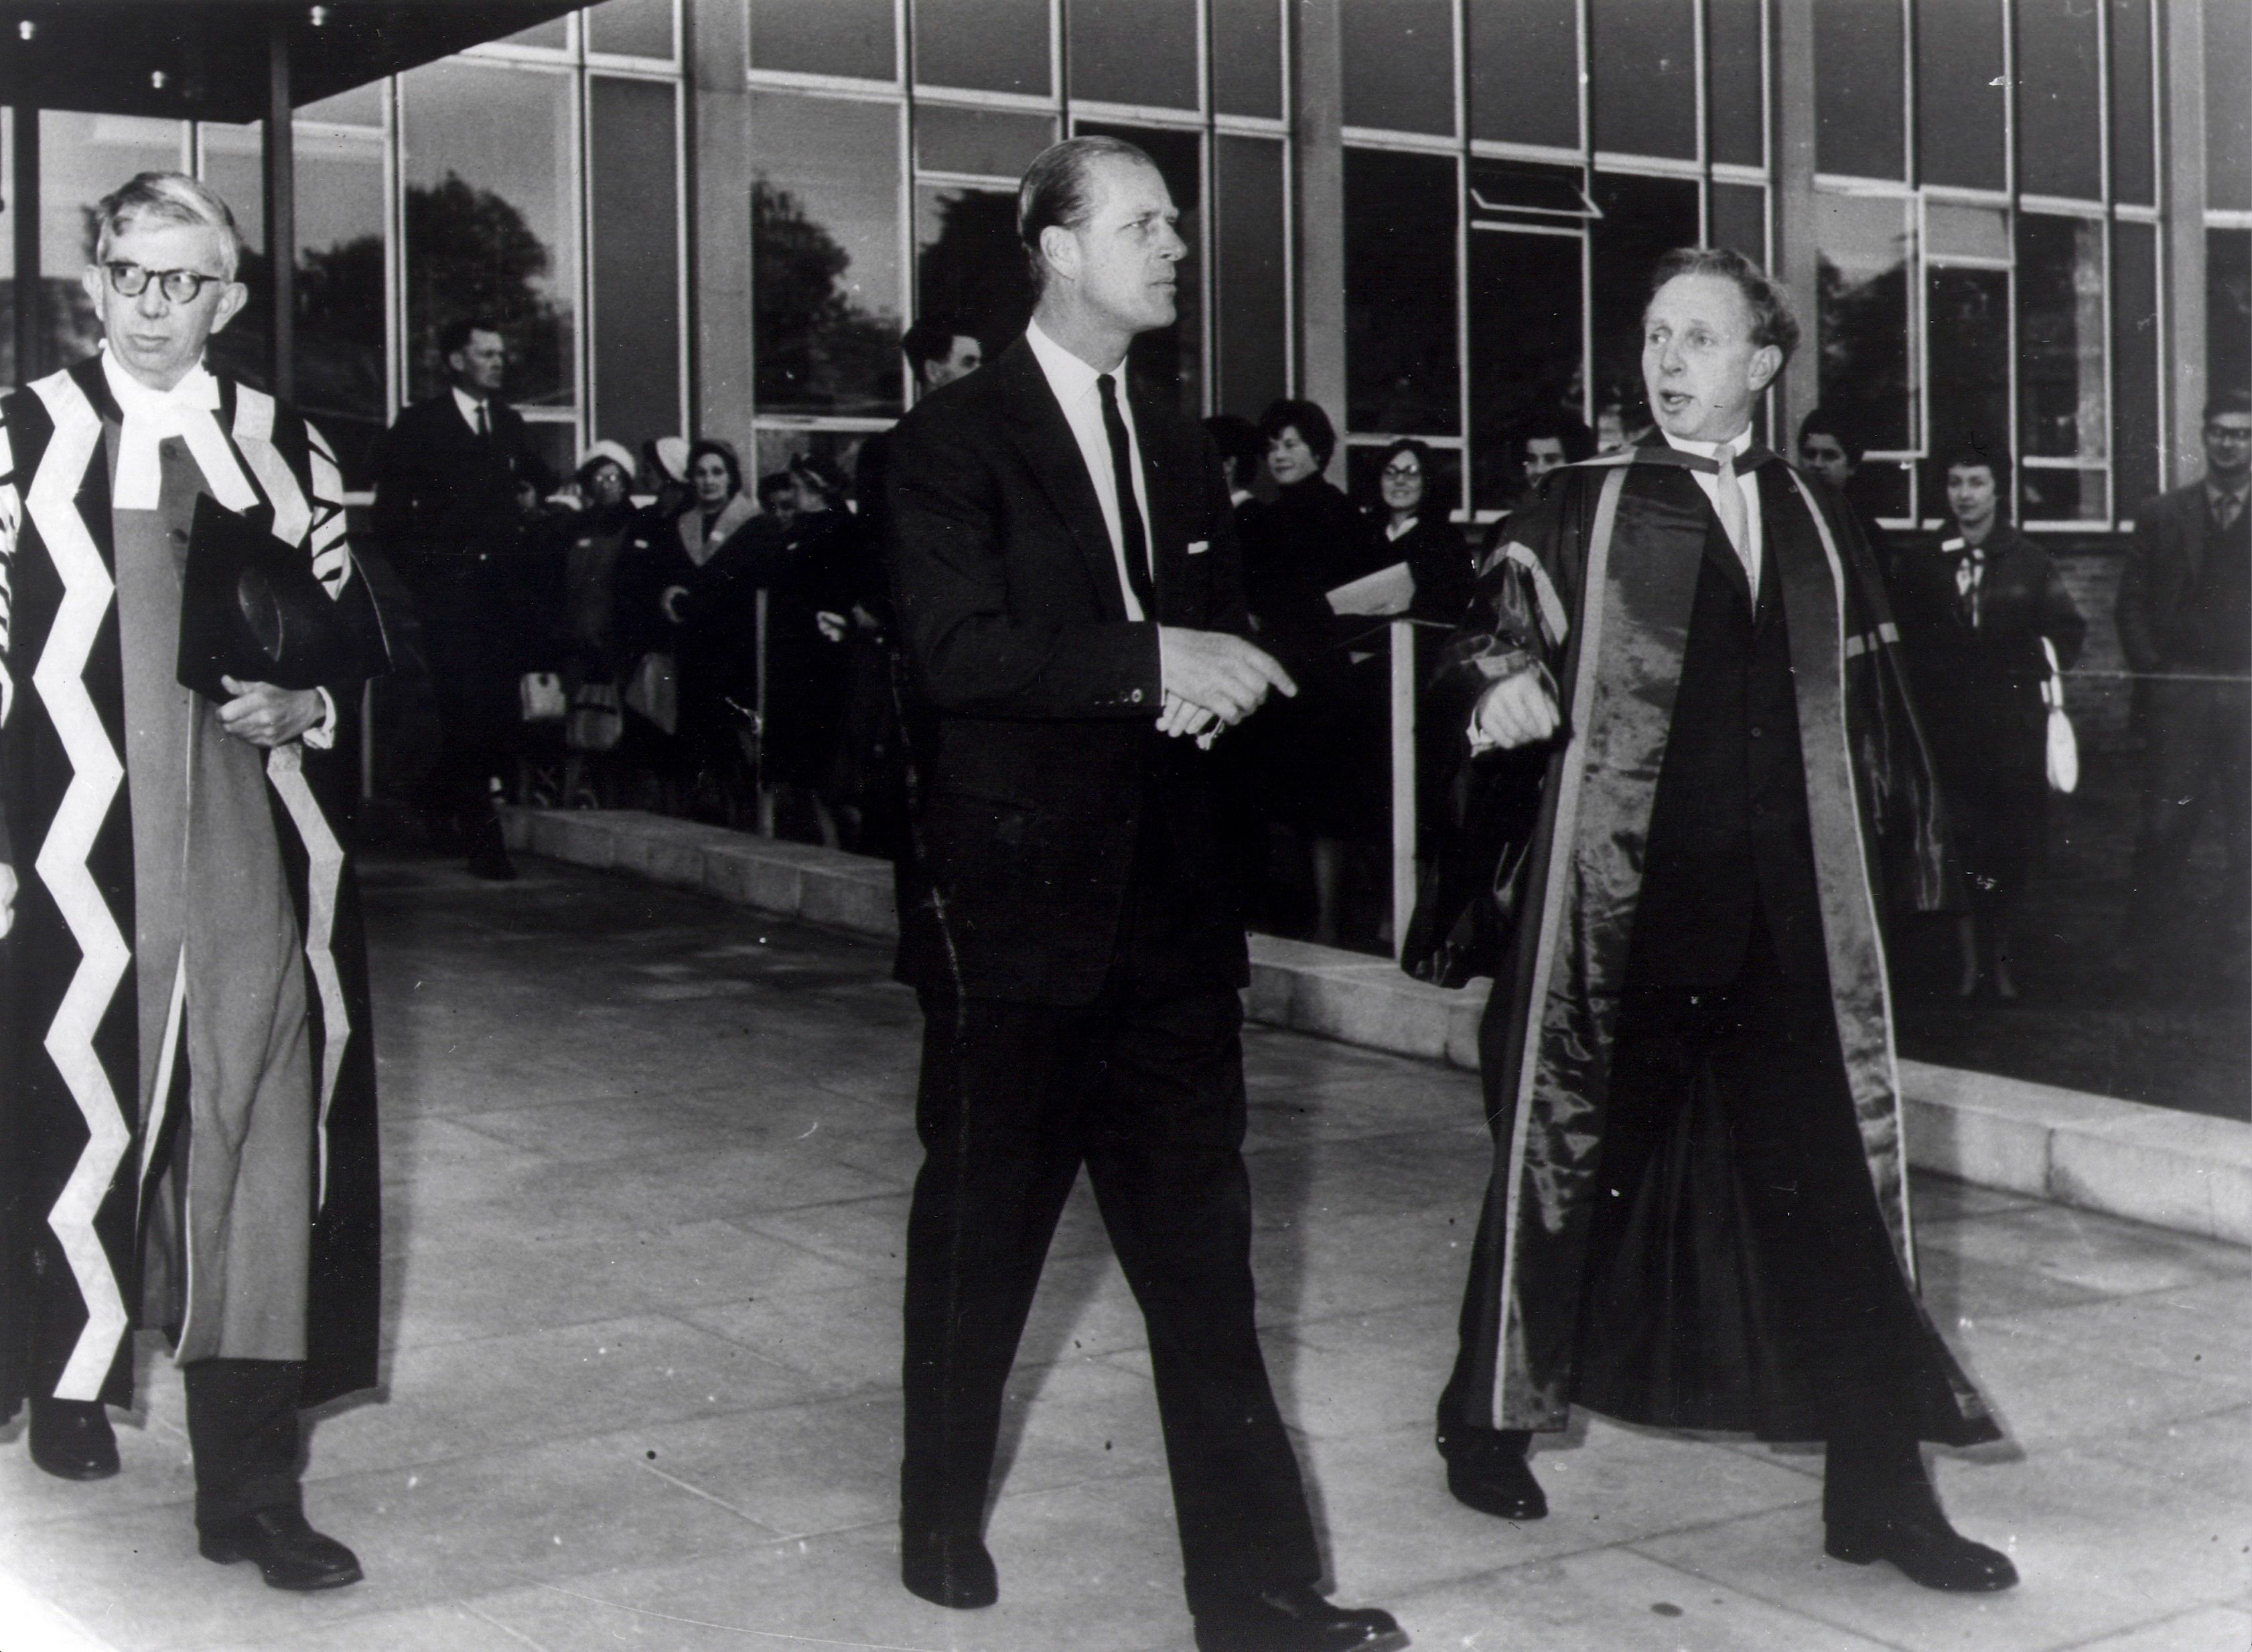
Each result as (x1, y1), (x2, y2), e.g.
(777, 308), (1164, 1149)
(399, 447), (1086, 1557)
(184, 1358), (305, 1529)
(902, 977), (1320, 1612)
(2131, 677), (2252, 926)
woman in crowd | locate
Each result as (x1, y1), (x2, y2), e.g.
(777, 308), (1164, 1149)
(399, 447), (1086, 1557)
(652, 439), (762, 818)
(742, 454), (857, 845)
(559, 441), (657, 805)
(1890, 439), (2086, 998)
(1241, 399), (1391, 947)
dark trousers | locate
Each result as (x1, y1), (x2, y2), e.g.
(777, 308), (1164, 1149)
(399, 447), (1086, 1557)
(901, 977), (1319, 1612)
(2131, 678), (2252, 929)
(184, 1358), (304, 1529)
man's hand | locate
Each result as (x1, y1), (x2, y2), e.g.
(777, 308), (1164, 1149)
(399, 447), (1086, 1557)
(1157, 628), (1296, 728)
(0, 862), (14, 939)
(219, 677), (326, 748)
(1157, 690), (1220, 747)
(1472, 670), (1561, 750)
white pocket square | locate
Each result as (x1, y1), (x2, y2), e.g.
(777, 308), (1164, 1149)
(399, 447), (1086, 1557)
(1187, 539), (1210, 555)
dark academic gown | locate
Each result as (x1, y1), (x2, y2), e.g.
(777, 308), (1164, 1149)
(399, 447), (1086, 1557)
(0, 357), (384, 1422)
(1431, 443), (1996, 1448)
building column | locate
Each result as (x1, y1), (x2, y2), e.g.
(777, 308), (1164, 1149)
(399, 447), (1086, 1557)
(2160, 0), (2207, 487)
(1291, 0), (1346, 476)
(1770, 0), (1820, 440)
(687, 0), (756, 456)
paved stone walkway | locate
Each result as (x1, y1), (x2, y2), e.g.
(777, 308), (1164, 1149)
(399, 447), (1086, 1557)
(3, 855), (2247, 1652)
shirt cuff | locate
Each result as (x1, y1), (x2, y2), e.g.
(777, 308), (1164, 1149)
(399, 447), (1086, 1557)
(303, 687), (339, 751)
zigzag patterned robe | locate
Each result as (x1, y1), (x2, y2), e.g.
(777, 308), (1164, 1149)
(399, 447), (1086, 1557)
(0, 355), (383, 1418)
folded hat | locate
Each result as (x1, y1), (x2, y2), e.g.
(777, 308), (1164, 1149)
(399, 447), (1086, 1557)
(177, 495), (391, 704)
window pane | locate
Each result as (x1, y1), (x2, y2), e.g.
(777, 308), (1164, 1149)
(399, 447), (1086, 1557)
(1590, 172), (1699, 437)
(2021, 467), (2107, 523)
(401, 62), (578, 409)
(2017, 214), (2107, 468)
(2212, 228), (2252, 399)
(307, 81), (383, 127)
(1925, 201), (2010, 263)
(591, 78), (681, 449)
(2110, 0), (2154, 206)
(1216, 135), (1288, 419)
(586, 0), (675, 59)
(1711, 182), (1766, 265)
(750, 0), (896, 80)
(916, 105), (1054, 179)
(914, 0), (1050, 96)
(2017, 0), (2100, 199)
(1470, 0), (1576, 148)
(1469, 228), (1582, 512)
(1815, 0), (1902, 179)
(1344, 147), (1458, 433)
(917, 186), (1034, 363)
(1076, 123), (1202, 410)
(1815, 192), (1914, 452)
(1708, 0), (1764, 167)
(2208, 0), (2252, 212)
(1212, 0), (1282, 119)
(2112, 218), (2160, 515)
(1926, 265), (2010, 464)
(1341, 0), (1455, 137)
(750, 92), (904, 416)
(1915, 0), (2005, 192)
(501, 15), (571, 50)
(753, 426), (872, 494)
(1070, 0), (1198, 110)
(1588, 0), (1697, 160)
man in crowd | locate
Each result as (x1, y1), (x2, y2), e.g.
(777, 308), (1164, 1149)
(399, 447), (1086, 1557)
(372, 314), (537, 880)
(0, 171), (384, 1590)
(1797, 404), (1897, 572)
(2116, 387), (2252, 957)
(880, 135), (1404, 1652)
(1431, 247), (2014, 1594)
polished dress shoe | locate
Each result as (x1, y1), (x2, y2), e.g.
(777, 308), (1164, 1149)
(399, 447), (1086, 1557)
(1826, 1510), (2018, 1592)
(1445, 1452), (1547, 1521)
(900, 1531), (997, 1609)
(27, 1397), (119, 1481)
(1192, 1584), (1409, 1652)
(198, 1507), (364, 1590)
(466, 815), (518, 882)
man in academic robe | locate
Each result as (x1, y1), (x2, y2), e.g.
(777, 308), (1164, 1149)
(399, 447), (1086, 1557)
(881, 137), (1403, 1652)
(0, 172), (384, 1591)
(1429, 247), (2015, 1593)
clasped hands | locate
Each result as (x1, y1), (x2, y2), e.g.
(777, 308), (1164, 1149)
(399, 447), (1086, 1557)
(1155, 627), (1296, 746)
(219, 677), (326, 748)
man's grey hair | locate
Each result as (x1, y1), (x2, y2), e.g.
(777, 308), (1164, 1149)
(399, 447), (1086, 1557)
(93, 171), (242, 278)
(1647, 245), (1801, 364)
(1017, 135), (1159, 291)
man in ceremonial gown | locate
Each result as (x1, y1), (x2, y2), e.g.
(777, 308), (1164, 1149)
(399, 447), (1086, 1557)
(0, 173), (384, 1591)
(1429, 247), (2015, 1592)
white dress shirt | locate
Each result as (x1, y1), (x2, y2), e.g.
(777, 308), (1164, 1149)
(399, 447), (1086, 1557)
(1024, 317), (1155, 623)
(1663, 424), (1763, 597)
(451, 385), (494, 434)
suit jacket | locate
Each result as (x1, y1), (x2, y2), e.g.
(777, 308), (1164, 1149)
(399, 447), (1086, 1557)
(2117, 478), (2236, 675)
(369, 391), (532, 583)
(883, 335), (1249, 1004)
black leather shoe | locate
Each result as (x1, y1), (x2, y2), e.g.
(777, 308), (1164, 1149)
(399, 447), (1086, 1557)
(27, 1398), (119, 1481)
(466, 817), (518, 882)
(1192, 1584), (1409, 1652)
(199, 1508), (364, 1591)
(900, 1531), (997, 1609)
(1446, 1454), (1547, 1521)
(1826, 1513), (2018, 1592)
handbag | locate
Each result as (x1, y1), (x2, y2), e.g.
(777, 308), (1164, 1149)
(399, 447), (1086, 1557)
(2041, 636), (2078, 794)
(566, 680), (624, 752)
(520, 671), (568, 724)
(624, 650), (679, 736)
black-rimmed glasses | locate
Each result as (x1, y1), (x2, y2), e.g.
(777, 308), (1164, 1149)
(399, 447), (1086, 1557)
(2204, 423), (2252, 443)
(102, 262), (227, 304)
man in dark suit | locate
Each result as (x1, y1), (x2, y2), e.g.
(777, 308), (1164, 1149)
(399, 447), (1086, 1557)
(372, 316), (537, 879)
(1431, 249), (2014, 1594)
(2116, 387), (2252, 954)
(880, 137), (1403, 1652)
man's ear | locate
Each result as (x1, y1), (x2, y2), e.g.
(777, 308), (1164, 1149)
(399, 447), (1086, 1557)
(1038, 222), (1078, 287)
(81, 264), (104, 310)
(208, 279), (250, 337)
(1747, 343), (1782, 397)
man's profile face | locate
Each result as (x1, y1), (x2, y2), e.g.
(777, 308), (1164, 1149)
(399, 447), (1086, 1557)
(1799, 431), (1853, 488)
(83, 218), (246, 391)
(1052, 157), (1185, 338)
(925, 335), (983, 391)
(2204, 411), (2252, 484)
(448, 329), (507, 397)
(1642, 271), (1778, 445)
(1524, 437), (1567, 482)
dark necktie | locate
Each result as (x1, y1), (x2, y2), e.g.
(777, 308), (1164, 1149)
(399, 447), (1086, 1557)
(1096, 372), (1156, 615)
(474, 401), (490, 439)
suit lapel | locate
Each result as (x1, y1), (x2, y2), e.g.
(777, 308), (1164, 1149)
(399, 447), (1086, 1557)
(997, 340), (1129, 621)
